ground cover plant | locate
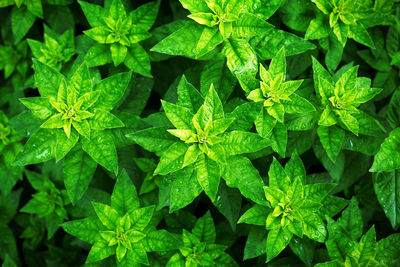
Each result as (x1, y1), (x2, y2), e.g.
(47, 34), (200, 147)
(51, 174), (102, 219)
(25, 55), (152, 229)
(0, 0), (400, 266)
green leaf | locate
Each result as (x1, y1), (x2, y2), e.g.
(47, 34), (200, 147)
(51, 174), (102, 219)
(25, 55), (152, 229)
(269, 46), (286, 76)
(111, 170), (140, 215)
(95, 71), (132, 111)
(70, 61), (92, 96)
(83, 27), (109, 43)
(200, 55), (236, 104)
(285, 153), (306, 183)
(228, 102), (262, 131)
(220, 131), (271, 155)
(33, 59), (63, 98)
(318, 77), (335, 103)
(92, 202), (120, 229)
(317, 125), (345, 163)
(151, 22), (214, 59)
(311, 0), (331, 14)
(332, 22), (348, 46)
(312, 57), (333, 98)
(282, 93), (315, 114)
(78, 0), (106, 27)
(24, 170), (46, 192)
(195, 154), (220, 201)
(144, 230), (181, 255)
(376, 233), (400, 264)
(177, 75), (204, 113)
(250, 29), (316, 60)
(238, 204), (270, 226)
(371, 127), (400, 172)
(143, 229), (182, 252)
(196, 27), (223, 58)
(8, 111), (42, 137)
(255, 108), (277, 138)
(319, 107), (337, 127)
(110, 43), (128, 66)
(130, 206), (154, 230)
(85, 44), (112, 67)
(325, 34), (344, 73)
(170, 165), (202, 212)
(131, 1), (160, 31)
(349, 24), (375, 49)
(337, 198), (363, 240)
(244, 226), (267, 260)
(0, 225), (17, 261)
(373, 170), (400, 229)
(267, 102), (285, 123)
(126, 127), (177, 155)
(154, 142), (188, 175)
(62, 217), (104, 243)
(81, 130), (118, 175)
(289, 236), (316, 266)
(304, 183), (336, 203)
(224, 156), (267, 205)
(268, 157), (291, 192)
(302, 213), (327, 242)
(86, 239), (115, 263)
(13, 129), (56, 166)
(247, 0), (284, 19)
(11, 6), (36, 43)
(125, 244), (149, 265)
(356, 226), (377, 265)
(108, 0), (126, 20)
(269, 122), (287, 157)
(19, 97), (54, 120)
(124, 44), (152, 78)
(266, 227), (293, 262)
(222, 38), (258, 76)
(2, 254), (17, 267)
(55, 129), (79, 161)
(63, 146), (97, 204)
(231, 13), (273, 38)
(192, 211), (216, 243)
(90, 111), (124, 130)
(213, 182), (242, 230)
(162, 101), (193, 130)
(202, 84), (224, 120)
(179, 0), (210, 14)
(305, 17), (330, 40)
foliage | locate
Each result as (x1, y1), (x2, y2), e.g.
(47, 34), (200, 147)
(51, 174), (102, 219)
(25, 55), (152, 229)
(0, 0), (399, 266)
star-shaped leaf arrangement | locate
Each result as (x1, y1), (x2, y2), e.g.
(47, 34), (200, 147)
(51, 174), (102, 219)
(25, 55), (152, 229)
(62, 170), (181, 266)
(79, 0), (159, 77)
(152, 0), (273, 77)
(247, 47), (314, 123)
(14, 59), (131, 203)
(0, 40), (28, 79)
(238, 47), (315, 157)
(315, 198), (400, 267)
(239, 155), (345, 262)
(0, 111), (24, 195)
(127, 76), (271, 209)
(20, 170), (70, 239)
(312, 57), (383, 162)
(167, 211), (238, 266)
(27, 26), (75, 71)
(307, 0), (394, 48)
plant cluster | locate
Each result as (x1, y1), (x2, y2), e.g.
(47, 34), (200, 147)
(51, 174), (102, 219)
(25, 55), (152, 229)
(0, 0), (400, 266)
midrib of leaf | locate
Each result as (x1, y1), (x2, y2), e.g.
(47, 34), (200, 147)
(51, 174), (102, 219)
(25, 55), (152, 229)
(225, 38), (247, 66)
(128, 47), (145, 69)
(395, 173), (399, 225)
(391, 171), (399, 226)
